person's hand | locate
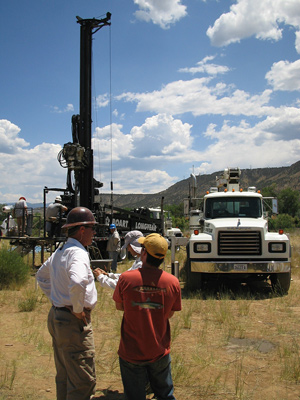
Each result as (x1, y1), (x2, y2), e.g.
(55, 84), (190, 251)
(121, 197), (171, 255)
(93, 268), (108, 278)
(72, 310), (88, 325)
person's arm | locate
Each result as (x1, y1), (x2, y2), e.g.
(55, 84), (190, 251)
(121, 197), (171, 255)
(95, 269), (120, 290)
(113, 276), (123, 310)
(36, 257), (52, 299)
(68, 252), (90, 313)
(167, 281), (182, 319)
(115, 302), (124, 311)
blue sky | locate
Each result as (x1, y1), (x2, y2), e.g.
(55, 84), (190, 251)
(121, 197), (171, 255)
(1, 0), (300, 203)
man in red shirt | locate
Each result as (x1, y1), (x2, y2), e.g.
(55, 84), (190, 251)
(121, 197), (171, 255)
(113, 233), (182, 400)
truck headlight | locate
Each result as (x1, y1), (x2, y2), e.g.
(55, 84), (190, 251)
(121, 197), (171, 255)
(194, 243), (211, 253)
(268, 242), (286, 253)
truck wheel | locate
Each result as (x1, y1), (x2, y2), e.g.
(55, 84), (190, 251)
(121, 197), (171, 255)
(270, 271), (291, 295)
(185, 258), (202, 291)
(189, 271), (202, 291)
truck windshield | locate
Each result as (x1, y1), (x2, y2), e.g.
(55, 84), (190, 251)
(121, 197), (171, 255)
(205, 197), (262, 219)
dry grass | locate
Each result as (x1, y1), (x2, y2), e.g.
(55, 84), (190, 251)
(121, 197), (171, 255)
(1, 231), (300, 399)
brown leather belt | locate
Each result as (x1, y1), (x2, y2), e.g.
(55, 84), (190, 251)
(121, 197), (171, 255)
(52, 305), (72, 313)
(52, 305), (92, 312)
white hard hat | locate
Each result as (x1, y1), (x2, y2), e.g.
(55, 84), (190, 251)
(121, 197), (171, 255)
(55, 196), (62, 202)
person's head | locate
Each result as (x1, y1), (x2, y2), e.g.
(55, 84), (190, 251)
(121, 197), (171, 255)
(62, 207), (97, 246)
(109, 223), (116, 231)
(138, 233), (168, 268)
(55, 195), (62, 203)
(121, 230), (143, 257)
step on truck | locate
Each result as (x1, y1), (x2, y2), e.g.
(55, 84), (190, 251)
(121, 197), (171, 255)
(183, 168), (292, 293)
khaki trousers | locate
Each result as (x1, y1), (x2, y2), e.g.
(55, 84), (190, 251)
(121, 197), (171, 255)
(47, 306), (96, 400)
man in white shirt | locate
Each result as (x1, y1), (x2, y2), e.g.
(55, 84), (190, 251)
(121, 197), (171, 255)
(93, 230), (143, 290)
(36, 207), (98, 400)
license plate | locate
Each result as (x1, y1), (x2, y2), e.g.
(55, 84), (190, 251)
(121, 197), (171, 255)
(233, 263), (247, 271)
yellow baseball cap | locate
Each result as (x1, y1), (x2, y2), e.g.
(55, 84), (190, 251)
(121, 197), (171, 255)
(138, 233), (168, 259)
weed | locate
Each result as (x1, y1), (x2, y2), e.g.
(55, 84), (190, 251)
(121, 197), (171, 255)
(171, 316), (182, 342)
(18, 289), (39, 312)
(0, 360), (17, 390)
(234, 356), (246, 399)
(181, 301), (194, 329)
(279, 339), (300, 383)
(171, 353), (191, 385)
(237, 300), (252, 317)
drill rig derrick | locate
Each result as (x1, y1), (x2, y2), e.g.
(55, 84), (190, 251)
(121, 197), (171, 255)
(59, 13), (111, 210)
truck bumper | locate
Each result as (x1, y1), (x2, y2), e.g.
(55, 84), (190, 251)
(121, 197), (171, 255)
(191, 261), (291, 274)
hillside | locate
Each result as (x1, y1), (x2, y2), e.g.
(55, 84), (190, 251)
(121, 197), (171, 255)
(11, 161), (299, 211)
(96, 160), (300, 208)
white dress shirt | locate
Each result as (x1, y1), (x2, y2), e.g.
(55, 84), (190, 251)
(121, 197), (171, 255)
(36, 237), (97, 313)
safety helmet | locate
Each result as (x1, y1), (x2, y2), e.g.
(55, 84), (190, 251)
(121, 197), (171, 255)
(109, 223), (116, 229)
(62, 207), (97, 229)
(55, 195), (62, 202)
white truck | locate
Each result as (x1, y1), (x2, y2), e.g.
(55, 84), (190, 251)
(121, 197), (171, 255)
(181, 168), (291, 293)
(148, 207), (183, 243)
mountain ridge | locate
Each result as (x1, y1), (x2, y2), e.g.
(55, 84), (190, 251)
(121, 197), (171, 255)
(4, 161), (300, 210)
(97, 160), (300, 209)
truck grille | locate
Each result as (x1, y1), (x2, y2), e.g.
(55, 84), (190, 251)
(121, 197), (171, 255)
(218, 230), (261, 256)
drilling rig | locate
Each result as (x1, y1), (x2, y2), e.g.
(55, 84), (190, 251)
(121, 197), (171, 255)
(1, 14), (164, 263)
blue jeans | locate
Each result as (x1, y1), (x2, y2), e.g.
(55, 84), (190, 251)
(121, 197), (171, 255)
(119, 354), (176, 400)
(108, 251), (118, 272)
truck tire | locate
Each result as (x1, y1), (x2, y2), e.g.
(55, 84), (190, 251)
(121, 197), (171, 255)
(189, 271), (203, 291)
(185, 258), (202, 291)
(270, 271), (291, 295)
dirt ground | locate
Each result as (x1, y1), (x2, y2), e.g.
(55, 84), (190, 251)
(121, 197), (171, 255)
(1, 270), (300, 400)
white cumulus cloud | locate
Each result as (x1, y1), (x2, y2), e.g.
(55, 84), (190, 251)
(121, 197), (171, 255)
(51, 104), (74, 113)
(0, 120), (29, 154)
(117, 78), (273, 117)
(0, 120), (65, 203)
(179, 55), (231, 76)
(207, 0), (300, 53)
(266, 59), (300, 91)
(193, 116), (300, 176)
(134, 0), (187, 29)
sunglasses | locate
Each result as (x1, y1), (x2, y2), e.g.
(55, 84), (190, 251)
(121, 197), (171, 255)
(83, 225), (96, 232)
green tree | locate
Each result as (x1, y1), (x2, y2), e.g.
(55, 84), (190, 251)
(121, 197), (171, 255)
(262, 184), (277, 198)
(278, 188), (300, 217)
(164, 203), (189, 232)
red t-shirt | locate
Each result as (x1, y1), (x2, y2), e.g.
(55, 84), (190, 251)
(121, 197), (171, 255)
(113, 266), (182, 364)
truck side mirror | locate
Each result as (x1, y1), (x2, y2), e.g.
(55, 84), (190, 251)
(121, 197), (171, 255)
(272, 199), (278, 214)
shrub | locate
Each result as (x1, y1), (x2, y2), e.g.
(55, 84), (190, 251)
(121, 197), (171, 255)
(0, 248), (30, 289)
(272, 213), (295, 230)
